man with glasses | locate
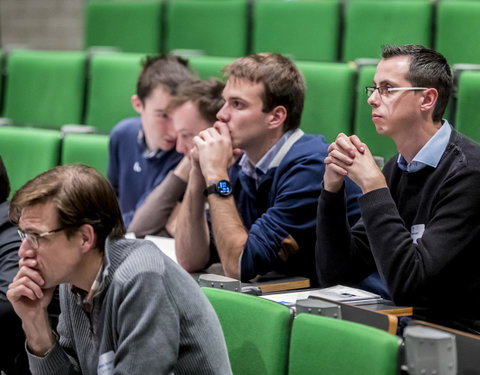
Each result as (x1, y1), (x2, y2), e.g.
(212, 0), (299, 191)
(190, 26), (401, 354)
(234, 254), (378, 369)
(316, 45), (480, 333)
(6, 164), (231, 374)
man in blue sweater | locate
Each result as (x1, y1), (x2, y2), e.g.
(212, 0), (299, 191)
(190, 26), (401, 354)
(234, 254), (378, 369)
(108, 55), (196, 227)
(175, 53), (361, 283)
(7, 165), (231, 374)
(316, 45), (480, 333)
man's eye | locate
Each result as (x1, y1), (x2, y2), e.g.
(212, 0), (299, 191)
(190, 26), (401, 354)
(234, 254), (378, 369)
(232, 101), (243, 109)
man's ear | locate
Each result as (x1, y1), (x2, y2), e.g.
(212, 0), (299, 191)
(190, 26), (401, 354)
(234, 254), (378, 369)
(78, 224), (96, 253)
(131, 94), (144, 115)
(420, 88), (438, 113)
(268, 105), (287, 130)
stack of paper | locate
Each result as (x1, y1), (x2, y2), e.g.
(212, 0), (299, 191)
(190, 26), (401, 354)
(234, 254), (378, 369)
(261, 285), (382, 307)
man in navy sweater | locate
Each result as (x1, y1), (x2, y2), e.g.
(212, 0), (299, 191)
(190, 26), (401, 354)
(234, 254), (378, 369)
(108, 56), (196, 227)
(175, 53), (361, 283)
(316, 44), (480, 333)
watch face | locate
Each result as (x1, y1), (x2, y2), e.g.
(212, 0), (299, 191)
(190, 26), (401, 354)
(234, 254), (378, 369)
(216, 180), (232, 196)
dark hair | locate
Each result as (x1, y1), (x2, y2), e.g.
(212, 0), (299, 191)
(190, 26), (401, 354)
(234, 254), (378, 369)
(0, 156), (10, 203)
(382, 45), (453, 122)
(136, 55), (196, 103)
(168, 78), (225, 124)
(223, 53), (305, 132)
(10, 164), (125, 251)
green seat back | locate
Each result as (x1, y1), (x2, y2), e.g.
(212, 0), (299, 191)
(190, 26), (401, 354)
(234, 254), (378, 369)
(85, 52), (144, 134)
(61, 133), (110, 177)
(85, 0), (163, 54)
(353, 65), (397, 161)
(0, 126), (61, 197)
(436, 0), (480, 65)
(342, 0), (432, 62)
(288, 314), (399, 375)
(3, 50), (86, 129)
(455, 70), (480, 143)
(0, 48), (3, 116)
(166, 0), (248, 58)
(297, 61), (354, 142)
(202, 288), (292, 375)
(252, 0), (339, 62)
(188, 55), (233, 80)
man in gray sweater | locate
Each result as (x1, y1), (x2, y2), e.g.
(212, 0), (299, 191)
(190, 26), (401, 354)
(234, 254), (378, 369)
(7, 164), (231, 374)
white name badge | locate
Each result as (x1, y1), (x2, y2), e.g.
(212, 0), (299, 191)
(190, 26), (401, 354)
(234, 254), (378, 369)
(411, 224), (425, 244)
(98, 350), (114, 375)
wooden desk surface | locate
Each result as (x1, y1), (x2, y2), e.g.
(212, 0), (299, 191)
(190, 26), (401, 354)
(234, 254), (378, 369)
(360, 301), (413, 317)
(248, 276), (310, 294)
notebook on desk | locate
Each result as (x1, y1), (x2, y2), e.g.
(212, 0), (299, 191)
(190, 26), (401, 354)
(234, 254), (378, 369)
(261, 285), (382, 307)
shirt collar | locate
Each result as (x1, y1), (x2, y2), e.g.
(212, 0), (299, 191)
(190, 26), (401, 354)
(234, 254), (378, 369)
(397, 120), (452, 172)
(239, 130), (295, 184)
(137, 128), (166, 159)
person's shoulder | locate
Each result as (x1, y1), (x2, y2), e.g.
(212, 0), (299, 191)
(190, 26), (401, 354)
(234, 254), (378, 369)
(450, 130), (480, 169)
(110, 117), (142, 138)
(284, 132), (329, 162)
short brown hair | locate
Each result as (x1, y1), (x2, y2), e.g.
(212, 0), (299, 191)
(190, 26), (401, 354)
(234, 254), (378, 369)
(136, 55), (196, 103)
(223, 53), (305, 132)
(10, 164), (125, 251)
(168, 78), (225, 124)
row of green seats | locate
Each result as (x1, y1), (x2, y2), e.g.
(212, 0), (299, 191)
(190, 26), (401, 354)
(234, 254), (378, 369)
(0, 126), (109, 197)
(0, 49), (354, 143)
(202, 287), (399, 375)
(3, 48), (480, 163)
(85, 0), (480, 65)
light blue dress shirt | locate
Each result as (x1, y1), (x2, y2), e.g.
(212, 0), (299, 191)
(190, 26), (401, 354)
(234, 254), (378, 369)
(397, 120), (452, 172)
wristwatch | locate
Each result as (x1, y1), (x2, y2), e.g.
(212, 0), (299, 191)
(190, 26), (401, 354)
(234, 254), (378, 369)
(203, 180), (233, 198)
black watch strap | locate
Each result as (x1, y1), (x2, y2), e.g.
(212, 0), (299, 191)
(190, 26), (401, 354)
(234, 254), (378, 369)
(203, 180), (233, 198)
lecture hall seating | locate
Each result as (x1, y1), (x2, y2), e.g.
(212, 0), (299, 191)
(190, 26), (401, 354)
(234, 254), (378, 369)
(202, 287), (292, 375)
(84, 52), (144, 134)
(166, 0), (248, 58)
(2, 49), (86, 129)
(84, 0), (163, 54)
(252, 0), (340, 62)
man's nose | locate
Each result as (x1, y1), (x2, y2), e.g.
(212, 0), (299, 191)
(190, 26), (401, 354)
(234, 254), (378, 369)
(216, 103), (229, 122)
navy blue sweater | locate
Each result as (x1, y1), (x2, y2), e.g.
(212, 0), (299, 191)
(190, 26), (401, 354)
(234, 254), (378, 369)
(219, 132), (361, 283)
(107, 118), (183, 226)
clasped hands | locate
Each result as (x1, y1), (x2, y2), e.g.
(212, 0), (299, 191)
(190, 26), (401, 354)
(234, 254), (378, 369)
(189, 122), (241, 186)
(324, 133), (387, 194)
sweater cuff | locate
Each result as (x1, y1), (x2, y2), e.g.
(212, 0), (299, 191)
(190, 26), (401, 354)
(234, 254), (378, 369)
(27, 334), (69, 374)
(358, 187), (391, 211)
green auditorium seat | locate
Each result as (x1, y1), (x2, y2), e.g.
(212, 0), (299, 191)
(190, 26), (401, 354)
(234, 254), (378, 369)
(3, 49), (86, 129)
(202, 288), (292, 375)
(84, 0), (163, 54)
(353, 64), (397, 161)
(342, 0), (432, 62)
(61, 133), (110, 177)
(288, 314), (399, 375)
(84, 52), (144, 134)
(296, 61), (355, 143)
(166, 0), (248, 58)
(252, 0), (340, 62)
(0, 126), (61, 197)
(454, 70), (480, 143)
(188, 55), (233, 80)
(436, 0), (480, 65)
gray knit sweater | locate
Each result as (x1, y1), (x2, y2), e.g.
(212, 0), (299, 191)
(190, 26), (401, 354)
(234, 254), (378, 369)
(27, 237), (232, 374)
